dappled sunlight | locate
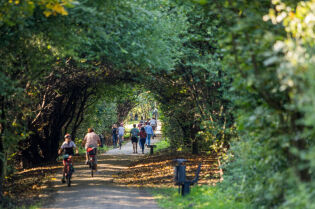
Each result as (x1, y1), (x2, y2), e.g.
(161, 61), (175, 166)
(115, 151), (221, 187)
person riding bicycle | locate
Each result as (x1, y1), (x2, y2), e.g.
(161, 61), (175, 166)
(82, 128), (101, 172)
(58, 133), (78, 183)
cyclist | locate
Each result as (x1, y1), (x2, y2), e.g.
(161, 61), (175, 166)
(82, 128), (101, 171)
(58, 133), (78, 183)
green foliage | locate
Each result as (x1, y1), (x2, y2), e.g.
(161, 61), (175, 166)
(150, 1), (233, 155)
(153, 186), (250, 209)
(76, 100), (117, 138)
(131, 92), (156, 120)
(154, 139), (170, 152)
(189, 0), (315, 208)
(2, 0), (315, 208)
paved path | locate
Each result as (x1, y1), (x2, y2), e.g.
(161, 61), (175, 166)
(41, 124), (161, 209)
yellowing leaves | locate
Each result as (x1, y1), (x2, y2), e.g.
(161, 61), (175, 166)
(8, 0), (20, 4)
(42, 0), (71, 17)
(114, 153), (220, 187)
(1, 0), (75, 26)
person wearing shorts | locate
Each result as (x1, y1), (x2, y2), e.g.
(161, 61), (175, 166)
(118, 123), (125, 149)
(130, 124), (140, 153)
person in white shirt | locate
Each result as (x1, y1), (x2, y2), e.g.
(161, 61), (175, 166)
(149, 117), (157, 138)
(117, 123), (125, 149)
(149, 118), (157, 130)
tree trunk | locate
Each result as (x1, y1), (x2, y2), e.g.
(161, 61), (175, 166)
(192, 139), (198, 154)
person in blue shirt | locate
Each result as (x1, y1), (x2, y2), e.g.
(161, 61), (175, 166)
(144, 122), (153, 146)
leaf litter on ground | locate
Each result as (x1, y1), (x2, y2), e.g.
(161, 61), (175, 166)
(114, 150), (221, 187)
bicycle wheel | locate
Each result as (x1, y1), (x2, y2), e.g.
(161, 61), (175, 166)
(67, 173), (71, 187)
(91, 162), (94, 177)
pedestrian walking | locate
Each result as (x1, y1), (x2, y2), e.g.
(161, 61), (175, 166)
(152, 108), (158, 119)
(112, 124), (118, 148)
(130, 124), (140, 153)
(117, 123), (125, 149)
(99, 133), (105, 148)
(149, 117), (157, 138)
(139, 127), (147, 154)
(144, 122), (153, 146)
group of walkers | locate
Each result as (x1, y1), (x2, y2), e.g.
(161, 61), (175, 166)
(111, 117), (157, 154)
(57, 117), (158, 183)
(111, 123), (125, 149)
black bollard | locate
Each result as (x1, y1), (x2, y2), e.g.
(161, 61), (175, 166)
(173, 159), (201, 196)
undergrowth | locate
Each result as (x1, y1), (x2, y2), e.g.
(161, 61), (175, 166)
(152, 185), (251, 209)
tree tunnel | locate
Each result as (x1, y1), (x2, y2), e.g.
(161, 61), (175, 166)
(0, 0), (232, 186)
(2, 0), (315, 207)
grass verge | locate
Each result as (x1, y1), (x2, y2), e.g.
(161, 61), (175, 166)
(154, 139), (170, 152)
(152, 185), (251, 209)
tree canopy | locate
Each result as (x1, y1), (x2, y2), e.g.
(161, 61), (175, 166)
(1, 0), (315, 208)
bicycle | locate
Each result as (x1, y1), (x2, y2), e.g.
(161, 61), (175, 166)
(87, 146), (97, 177)
(62, 154), (74, 187)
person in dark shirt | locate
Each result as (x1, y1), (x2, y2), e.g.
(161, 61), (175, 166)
(130, 124), (140, 154)
(58, 133), (78, 156)
(139, 127), (147, 154)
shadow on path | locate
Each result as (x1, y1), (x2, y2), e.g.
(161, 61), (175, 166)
(41, 125), (162, 209)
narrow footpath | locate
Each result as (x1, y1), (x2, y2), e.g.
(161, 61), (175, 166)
(41, 125), (161, 209)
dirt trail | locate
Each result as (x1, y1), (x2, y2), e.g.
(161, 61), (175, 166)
(41, 124), (161, 209)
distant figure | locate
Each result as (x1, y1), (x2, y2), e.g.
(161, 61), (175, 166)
(129, 112), (133, 120)
(150, 117), (157, 131)
(140, 116), (144, 124)
(130, 124), (140, 154)
(117, 123), (125, 149)
(144, 122), (153, 146)
(150, 117), (157, 138)
(112, 124), (118, 148)
(139, 127), (147, 154)
(135, 113), (138, 121)
(98, 133), (105, 148)
(152, 108), (158, 119)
